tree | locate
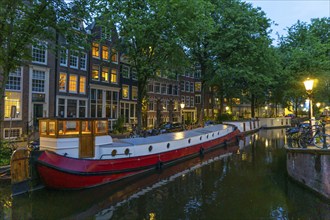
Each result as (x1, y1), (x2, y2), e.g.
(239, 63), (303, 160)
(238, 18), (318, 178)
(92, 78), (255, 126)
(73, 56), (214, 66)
(278, 18), (330, 112)
(0, 0), (95, 97)
(208, 0), (275, 118)
(99, 0), (211, 131)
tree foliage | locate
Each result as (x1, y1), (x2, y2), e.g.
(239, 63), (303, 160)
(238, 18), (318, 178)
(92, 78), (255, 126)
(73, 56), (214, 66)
(99, 0), (212, 130)
(278, 18), (330, 110)
(0, 0), (95, 99)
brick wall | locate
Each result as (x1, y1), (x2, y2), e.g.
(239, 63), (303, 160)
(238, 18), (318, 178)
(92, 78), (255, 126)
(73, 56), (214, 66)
(286, 148), (330, 199)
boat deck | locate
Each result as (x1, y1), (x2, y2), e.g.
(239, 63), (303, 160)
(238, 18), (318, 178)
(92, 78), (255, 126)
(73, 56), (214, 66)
(112, 124), (231, 147)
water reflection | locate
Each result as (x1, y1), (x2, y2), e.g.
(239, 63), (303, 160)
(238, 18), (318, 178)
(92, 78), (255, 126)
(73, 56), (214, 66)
(1, 128), (330, 219)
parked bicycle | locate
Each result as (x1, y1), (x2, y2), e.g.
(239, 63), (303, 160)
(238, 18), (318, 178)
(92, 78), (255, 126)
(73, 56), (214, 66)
(297, 122), (329, 149)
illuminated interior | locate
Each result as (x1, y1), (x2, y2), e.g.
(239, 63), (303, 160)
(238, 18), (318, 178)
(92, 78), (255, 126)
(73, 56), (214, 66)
(39, 118), (108, 137)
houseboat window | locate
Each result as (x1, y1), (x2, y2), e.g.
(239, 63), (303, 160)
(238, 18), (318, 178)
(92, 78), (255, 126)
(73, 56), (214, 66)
(66, 121), (79, 134)
(58, 120), (79, 135)
(40, 121), (47, 135)
(95, 120), (107, 134)
(82, 121), (91, 134)
(48, 121), (56, 136)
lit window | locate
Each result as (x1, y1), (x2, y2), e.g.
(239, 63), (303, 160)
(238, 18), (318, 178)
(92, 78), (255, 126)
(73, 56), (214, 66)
(122, 85), (129, 99)
(70, 51), (79, 69)
(111, 69), (117, 83)
(195, 82), (201, 92)
(111, 49), (118, 63)
(80, 53), (87, 70)
(92, 65), (99, 81)
(79, 76), (86, 94)
(60, 48), (68, 66)
(121, 65), (130, 78)
(132, 87), (138, 100)
(32, 42), (47, 64)
(4, 92), (21, 119)
(69, 75), (77, 93)
(101, 67), (109, 82)
(92, 43), (100, 57)
(59, 73), (67, 92)
(102, 46), (109, 60)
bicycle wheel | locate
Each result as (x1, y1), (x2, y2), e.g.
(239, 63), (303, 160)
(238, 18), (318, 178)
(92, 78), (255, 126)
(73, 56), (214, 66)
(298, 135), (308, 148)
(313, 133), (325, 148)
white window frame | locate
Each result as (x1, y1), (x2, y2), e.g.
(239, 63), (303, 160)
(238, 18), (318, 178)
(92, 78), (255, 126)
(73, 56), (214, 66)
(32, 41), (47, 65)
(60, 48), (68, 67)
(80, 52), (87, 70)
(121, 65), (130, 78)
(3, 128), (22, 139)
(69, 51), (79, 69)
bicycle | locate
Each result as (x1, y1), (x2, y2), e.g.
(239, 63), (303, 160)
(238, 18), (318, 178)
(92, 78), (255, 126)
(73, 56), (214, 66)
(297, 122), (330, 149)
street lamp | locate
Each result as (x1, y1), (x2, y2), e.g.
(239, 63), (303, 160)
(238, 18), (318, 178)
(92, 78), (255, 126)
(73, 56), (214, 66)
(303, 78), (314, 125)
(180, 102), (185, 130)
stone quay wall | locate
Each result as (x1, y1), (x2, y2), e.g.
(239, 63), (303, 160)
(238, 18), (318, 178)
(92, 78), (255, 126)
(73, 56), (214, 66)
(286, 147), (330, 200)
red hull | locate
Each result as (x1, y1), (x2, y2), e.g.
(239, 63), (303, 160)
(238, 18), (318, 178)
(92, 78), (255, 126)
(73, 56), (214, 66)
(36, 129), (239, 189)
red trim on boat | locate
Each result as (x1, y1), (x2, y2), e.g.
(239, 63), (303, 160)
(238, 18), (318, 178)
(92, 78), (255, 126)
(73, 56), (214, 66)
(36, 129), (239, 189)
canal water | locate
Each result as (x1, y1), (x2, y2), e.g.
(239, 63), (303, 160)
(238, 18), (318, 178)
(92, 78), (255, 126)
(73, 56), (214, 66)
(1, 128), (329, 219)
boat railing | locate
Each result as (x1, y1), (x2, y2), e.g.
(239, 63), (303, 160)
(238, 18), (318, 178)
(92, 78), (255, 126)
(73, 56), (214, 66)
(39, 118), (109, 138)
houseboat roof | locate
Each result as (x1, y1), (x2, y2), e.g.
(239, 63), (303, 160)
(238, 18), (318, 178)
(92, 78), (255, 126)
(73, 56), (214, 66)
(114, 124), (231, 147)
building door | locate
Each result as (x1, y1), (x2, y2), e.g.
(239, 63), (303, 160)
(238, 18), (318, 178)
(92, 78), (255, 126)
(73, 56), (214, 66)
(79, 120), (94, 158)
(33, 104), (43, 129)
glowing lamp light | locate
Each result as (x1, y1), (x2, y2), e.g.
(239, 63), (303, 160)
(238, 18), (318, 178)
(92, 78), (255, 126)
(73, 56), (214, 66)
(180, 102), (185, 109)
(316, 102), (321, 108)
(303, 78), (314, 94)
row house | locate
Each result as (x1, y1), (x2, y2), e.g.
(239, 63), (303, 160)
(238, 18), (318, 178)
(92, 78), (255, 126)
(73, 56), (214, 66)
(119, 55), (138, 129)
(2, 40), (56, 139)
(86, 22), (121, 130)
(56, 32), (89, 120)
(146, 71), (181, 128)
(180, 67), (202, 124)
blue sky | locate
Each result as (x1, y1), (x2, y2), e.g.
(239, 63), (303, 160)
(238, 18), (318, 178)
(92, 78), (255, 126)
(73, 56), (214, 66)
(244, 0), (330, 44)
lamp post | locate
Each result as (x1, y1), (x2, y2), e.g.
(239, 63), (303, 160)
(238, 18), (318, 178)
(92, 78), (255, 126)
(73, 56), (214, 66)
(303, 78), (314, 125)
(180, 102), (185, 130)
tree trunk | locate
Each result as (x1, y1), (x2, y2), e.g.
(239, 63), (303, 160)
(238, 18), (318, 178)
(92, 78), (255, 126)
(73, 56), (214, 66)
(251, 94), (255, 118)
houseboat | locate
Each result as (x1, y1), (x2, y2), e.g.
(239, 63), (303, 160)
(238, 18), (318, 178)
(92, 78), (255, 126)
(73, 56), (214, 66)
(29, 118), (240, 190)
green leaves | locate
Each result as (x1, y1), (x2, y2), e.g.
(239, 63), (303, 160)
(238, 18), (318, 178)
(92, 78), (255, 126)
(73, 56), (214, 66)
(279, 17), (330, 106)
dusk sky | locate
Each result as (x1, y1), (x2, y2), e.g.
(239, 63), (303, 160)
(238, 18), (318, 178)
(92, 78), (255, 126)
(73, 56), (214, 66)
(245, 0), (330, 45)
